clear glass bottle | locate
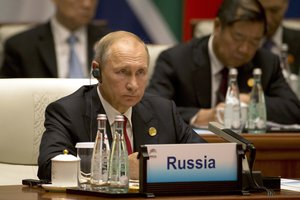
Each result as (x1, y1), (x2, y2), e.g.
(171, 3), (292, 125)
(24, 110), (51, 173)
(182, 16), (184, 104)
(247, 68), (267, 134)
(90, 114), (110, 191)
(108, 115), (129, 193)
(224, 68), (242, 133)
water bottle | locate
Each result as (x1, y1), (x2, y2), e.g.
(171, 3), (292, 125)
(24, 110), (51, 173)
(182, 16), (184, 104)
(108, 115), (129, 193)
(224, 68), (242, 133)
(247, 68), (267, 134)
(90, 114), (110, 191)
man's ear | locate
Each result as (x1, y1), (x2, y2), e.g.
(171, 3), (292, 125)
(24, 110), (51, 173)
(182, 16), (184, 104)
(213, 17), (222, 33)
(91, 61), (102, 82)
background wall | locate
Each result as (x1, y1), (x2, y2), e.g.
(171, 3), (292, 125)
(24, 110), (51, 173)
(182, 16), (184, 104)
(0, 0), (299, 44)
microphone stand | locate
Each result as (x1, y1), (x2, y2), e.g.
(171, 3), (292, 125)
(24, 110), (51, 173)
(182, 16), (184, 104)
(208, 122), (273, 195)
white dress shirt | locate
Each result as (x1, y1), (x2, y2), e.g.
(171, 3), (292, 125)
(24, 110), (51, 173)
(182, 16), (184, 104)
(208, 35), (225, 107)
(51, 17), (88, 78)
(97, 86), (133, 150)
(261, 26), (283, 58)
(190, 35), (224, 126)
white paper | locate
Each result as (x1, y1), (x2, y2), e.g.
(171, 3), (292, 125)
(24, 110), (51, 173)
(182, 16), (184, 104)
(281, 178), (300, 192)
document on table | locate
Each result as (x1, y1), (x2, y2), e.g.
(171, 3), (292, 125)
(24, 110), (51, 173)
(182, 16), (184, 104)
(193, 128), (214, 134)
(281, 178), (300, 192)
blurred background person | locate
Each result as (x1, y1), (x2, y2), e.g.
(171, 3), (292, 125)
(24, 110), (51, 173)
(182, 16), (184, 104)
(147, 0), (300, 128)
(0, 0), (110, 78)
(259, 0), (300, 75)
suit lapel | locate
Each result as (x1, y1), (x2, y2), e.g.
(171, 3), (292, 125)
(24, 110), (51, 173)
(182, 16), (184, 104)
(83, 85), (113, 143)
(84, 86), (160, 151)
(192, 37), (212, 108)
(132, 101), (158, 152)
(37, 22), (57, 77)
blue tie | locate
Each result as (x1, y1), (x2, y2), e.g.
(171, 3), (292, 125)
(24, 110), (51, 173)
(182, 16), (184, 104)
(67, 35), (84, 78)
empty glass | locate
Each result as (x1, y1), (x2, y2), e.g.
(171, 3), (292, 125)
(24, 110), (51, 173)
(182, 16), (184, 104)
(75, 142), (94, 189)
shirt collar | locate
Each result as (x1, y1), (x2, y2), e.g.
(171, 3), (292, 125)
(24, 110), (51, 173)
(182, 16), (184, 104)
(272, 25), (283, 47)
(208, 35), (224, 75)
(50, 16), (87, 45)
(261, 25), (283, 48)
(97, 86), (133, 127)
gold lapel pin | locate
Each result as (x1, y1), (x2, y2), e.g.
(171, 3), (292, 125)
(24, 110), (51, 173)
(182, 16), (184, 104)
(148, 127), (157, 137)
(247, 78), (254, 88)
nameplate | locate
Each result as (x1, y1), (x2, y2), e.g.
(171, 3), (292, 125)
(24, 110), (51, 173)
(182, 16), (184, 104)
(139, 143), (243, 195)
(146, 143), (237, 182)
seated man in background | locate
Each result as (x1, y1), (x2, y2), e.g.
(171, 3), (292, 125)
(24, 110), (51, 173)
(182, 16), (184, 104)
(0, 0), (110, 78)
(38, 31), (207, 181)
(147, 0), (300, 127)
(259, 0), (300, 75)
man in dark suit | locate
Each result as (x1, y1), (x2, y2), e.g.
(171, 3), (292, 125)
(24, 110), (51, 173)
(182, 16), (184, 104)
(0, 0), (110, 78)
(37, 31), (206, 181)
(259, 0), (300, 75)
(147, 0), (300, 127)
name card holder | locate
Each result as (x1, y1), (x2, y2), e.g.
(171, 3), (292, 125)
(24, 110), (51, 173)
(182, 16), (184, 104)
(139, 143), (244, 197)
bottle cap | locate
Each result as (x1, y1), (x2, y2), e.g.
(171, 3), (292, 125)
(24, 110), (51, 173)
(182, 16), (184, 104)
(115, 115), (125, 122)
(229, 68), (238, 75)
(253, 68), (262, 75)
(97, 114), (107, 120)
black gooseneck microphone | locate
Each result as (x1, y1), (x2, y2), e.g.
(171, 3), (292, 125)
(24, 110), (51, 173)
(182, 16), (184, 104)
(208, 122), (273, 195)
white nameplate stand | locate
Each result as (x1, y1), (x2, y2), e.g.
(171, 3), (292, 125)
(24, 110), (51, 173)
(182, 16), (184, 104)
(139, 143), (243, 196)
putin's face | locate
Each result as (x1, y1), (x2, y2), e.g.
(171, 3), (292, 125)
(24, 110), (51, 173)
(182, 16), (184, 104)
(98, 38), (149, 113)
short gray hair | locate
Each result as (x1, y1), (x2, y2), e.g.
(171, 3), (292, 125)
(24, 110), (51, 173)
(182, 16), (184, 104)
(93, 31), (149, 66)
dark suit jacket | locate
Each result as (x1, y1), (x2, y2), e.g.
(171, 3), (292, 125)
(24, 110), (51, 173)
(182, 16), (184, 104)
(147, 36), (300, 125)
(37, 85), (206, 180)
(0, 22), (110, 78)
(283, 27), (300, 74)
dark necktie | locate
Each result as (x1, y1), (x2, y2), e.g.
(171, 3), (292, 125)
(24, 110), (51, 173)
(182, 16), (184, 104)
(217, 67), (229, 103)
(123, 116), (133, 155)
(67, 35), (84, 78)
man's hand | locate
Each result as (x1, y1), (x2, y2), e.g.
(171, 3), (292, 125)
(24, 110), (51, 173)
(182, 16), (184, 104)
(128, 152), (139, 180)
(240, 93), (250, 104)
(192, 108), (217, 127)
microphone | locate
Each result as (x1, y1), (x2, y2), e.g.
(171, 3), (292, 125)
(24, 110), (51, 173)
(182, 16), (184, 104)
(208, 122), (273, 194)
(208, 122), (254, 151)
(208, 121), (255, 172)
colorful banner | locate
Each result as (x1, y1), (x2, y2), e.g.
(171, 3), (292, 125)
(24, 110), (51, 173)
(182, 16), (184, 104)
(0, 0), (299, 43)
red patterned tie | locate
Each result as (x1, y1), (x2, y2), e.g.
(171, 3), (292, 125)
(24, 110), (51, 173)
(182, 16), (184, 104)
(123, 116), (133, 155)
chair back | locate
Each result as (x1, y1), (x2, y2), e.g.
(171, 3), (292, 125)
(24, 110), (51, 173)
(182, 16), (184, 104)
(0, 78), (95, 165)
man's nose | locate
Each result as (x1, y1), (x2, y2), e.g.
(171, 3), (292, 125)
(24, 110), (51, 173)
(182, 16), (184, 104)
(127, 76), (138, 91)
(238, 41), (251, 54)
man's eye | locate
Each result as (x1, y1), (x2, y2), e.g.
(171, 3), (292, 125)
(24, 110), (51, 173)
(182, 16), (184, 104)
(137, 69), (146, 76)
(233, 34), (243, 41)
(118, 69), (127, 74)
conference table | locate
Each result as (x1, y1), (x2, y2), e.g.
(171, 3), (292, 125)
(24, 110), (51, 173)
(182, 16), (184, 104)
(1, 185), (300, 200)
(2, 133), (300, 199)
(201, 133), (300, 178)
